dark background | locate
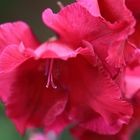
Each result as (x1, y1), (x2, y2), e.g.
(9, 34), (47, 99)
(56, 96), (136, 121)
(0, 0), (73, 41)
(0, 0), (140, 139)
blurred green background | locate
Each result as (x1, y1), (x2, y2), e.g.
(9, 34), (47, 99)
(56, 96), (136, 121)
(0, 0), (140, 140)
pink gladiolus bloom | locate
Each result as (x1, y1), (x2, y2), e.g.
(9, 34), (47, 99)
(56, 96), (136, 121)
(0, 0), (137, 137)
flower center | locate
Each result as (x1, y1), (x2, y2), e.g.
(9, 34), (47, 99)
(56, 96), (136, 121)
(45, 59), (57, 89)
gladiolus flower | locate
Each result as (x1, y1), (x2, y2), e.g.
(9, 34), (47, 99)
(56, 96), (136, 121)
(0, 0), (136, 137)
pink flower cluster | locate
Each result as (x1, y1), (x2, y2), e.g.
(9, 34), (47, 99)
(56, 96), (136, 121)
(0, 0), (140, 140)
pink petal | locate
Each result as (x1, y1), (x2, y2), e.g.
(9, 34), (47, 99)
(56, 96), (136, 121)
(72, 127), (127, 140)
(128, 20), (140, 48)
(125, 66), (140, 98)
(0, 43), (31, 73)
(45, 112), (70, 135)
(42, 3), (109, 44)
(106, 40), (136, 68)
(34, 40), (94, 60)
(58, 56), (133, 134)
(0, 21), (39, 52)
(80, 116), (125, 135)
(77, 130), (122, 140)
(126, 0), (140, 49)
(96, 0), (135, 69)
(34, 41), (78, 60)
(98, 0), (134, 23)
(126, 0), (140, 18)
(106, 41), (126, 67)
(76, 0), (101, 17)
(92, 22), (135, 73)
(0, 72), (15, 102)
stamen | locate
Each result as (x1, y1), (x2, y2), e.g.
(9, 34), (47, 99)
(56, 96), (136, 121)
(57, 1), (64, 9)
(45, 59), (57, 89)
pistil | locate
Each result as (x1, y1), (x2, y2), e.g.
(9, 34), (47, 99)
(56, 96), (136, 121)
(57, 1), (64, 9)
